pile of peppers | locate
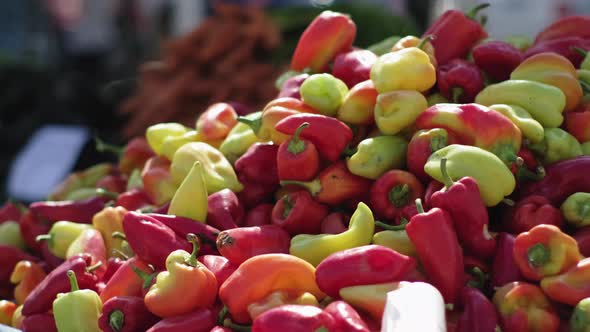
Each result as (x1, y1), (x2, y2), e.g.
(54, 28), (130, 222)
(3, 4), (590, 332)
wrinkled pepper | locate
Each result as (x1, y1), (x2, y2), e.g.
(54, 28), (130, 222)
(53, 270), (102, 332)
(561, 192), (590, 227)
(489, 103), (545, 144)
(271, 190), (329, 235)
(299, 73), (348, 116)
(235, 143), (279, 186)
(158, 130), (201, 162)
(406, 128), (456, 181)
(10, 260), (46, 305)
(98, 296), (159, 332)
(369, 170), (423, 221)
(217, 225), (290, 265)
(346, 135), (407, 179)
(437, 59), (485, 103)
(472, 40), (523, 81)
(541, 257), (590, 306)
(168, 161), (208, 222)
(196, 103), (238, 141)
(277, 123), (320, 182)
(337, 80), (377, 126)
(528, 127), (583, 164)
(35, 221), (93, 259)
(373, 90), (428, 136)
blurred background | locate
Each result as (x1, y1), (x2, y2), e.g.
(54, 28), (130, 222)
(1, 0), (589, 202)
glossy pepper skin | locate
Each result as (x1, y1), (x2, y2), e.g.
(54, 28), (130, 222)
(561, 193), (590, 227)
(502, 195), (564, 234)
(53, 270), (102, 332)
(346, 135), (407, 180)
(392, 35), (437, 67)
(370, 47), (436, 94)
(243, 203), (273, 227)
(140, 156), (177, 205)
(370, 170), (423, 222)
(196, 103), (238, 141)
(489, 103), (544, 144)
(148, 213), (220, 255)
(247, 289), (320, 320)
(10, 260), (46, 305)
(198, 255), (237, 287)
(339, 282), (400, 321)
(35, 221), (92, 259)
(456, 287), (499, 332)
(118, 137), (155, 175)
(48, 163), (114, 201)
(407, 128), (456, 181)
(0, 300), (16, 325)
(99, 257), (155, 303)
(271, 190), (329, 235)
(252, 305), (335, 332)
(524, 37), (590, 68)
(437, 59), (484, 103)
(144, 234), (217, 318)
(337, 80), (378, 126)
(168, 161), (208, 223)
(493, 282), (560, 332)
(373, 90), (428, 136)
(535, 15), (590, 43)
(65, 229), (107, 278)
(571, 297), (590, 332)
(332, 49), (377, 88)
(146, 308), (216, 332)
(29, 196), (108, 224)
(574, 228), (590, 257)
(492, 233), (523, 288)
(206, 189), (244, 230)
(277, 123), (320, 182)
(0, 246), (38, 292)
(315, 244), (416, 298)
(0, 201), (23, 224)
(98, 296), (159, 332)
(92, 206), (127, 259)
(472, 40), (523, 81)
(324, 300), (370, 332)
(235, 143), (280, 186)
(217, 225), (290, 265)
(290, 202), (375, 267)
(513, 224), (582, 281)
(564, 102), (590, 143)
(219, 111), (263, 164)
(406, 200), (463, 304)
(290, 10), (356, 73)
(20, 312), (57, 332)
(531, 127), (583, 164)
(542, 257), (590, 306)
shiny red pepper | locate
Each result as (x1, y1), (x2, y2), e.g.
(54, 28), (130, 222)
(323, 300), (369, 332)
(277, 122), (320, 182)
(196, 102), (238, 141)
(573, 227), (590, 257)
(472, 40), (523, 81)
(370, 170), (424, 222)
(29, 196), (108, 224)
(492, 233), (523, 288)
(534, 15), (590, 43)
(115, 188), (153, 211)
(216, 225), (291, 265)
(271, 190), (329, 235)
(252, 305), (336, 332)
(407, 128), (457, 182)
(437, 59), (485, 103)
(21, 312), (57, 332)
(457, 287), (499, 332)
(207, 189), (244, 231)
(119, 137), (155, 175)
(237, 180), (277, 209)
(146, 307), (217, 332)
(332, 49), (377, 88)
(502, 195), (563, 234)
(148, 213), (220, 255)
(235, 143), (280, 187)
(98, 296), (159, 332)
(198, 255), (237, 287)
(524, 36), (590, 68)
(564, 102), (590, 143)
(102, 258), (124, 284)
(100, 257), (155, 303)
(278, 73), (308, 99)
(243, 203), (273, 227)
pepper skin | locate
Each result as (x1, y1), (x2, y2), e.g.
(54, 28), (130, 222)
(235, 143), (280, 187)
(243, 203), (273, 227)
(456, 287), (499, 332)
(93, 206), (128, 259)
(271, 190), (329, 235)
(571, 297), (590, 332)
(219, 111), (263, 164)
(489, 104), (545, 144)
(391, 35), (437, 67)
(346, 135), (408, 180)
(52, 270), (102, 332)
(337, 80), (378, 126)
(140, 156), (177, 205)
(492, 233), (523, 288)
(196, 103), (238, 141)
(370, 47), (436, 94)
(168, 161), (208, 222)
(561, 192), (590, 227)
(0, 300), (16, 326)
(197, 255), (237, 287)
(373, 90), (428, 136)
(247, 290), (320, 320)
(407, 128), (456, 181)
(20, 312), (57, 332)
(370, 170), (424, 222)
(564, 101), (590, 143)
(472, 40), (523, 81)
(35, 221), (93, 259)
(252, 305), (336, 332)
(324, 300), (370, 332)
(99, 257), (154, 303)
(535, 15), (590, 43)
(437, 59), (484, 103)
(332, 49), (377, 88)
(148, 213), (219, 255)
(528, 128), (583, 165)
(118, 137), (155, 175)
(0, 246), (39, 292)
(277, 123), (320, 182)
(98, 296), (159, 332)
(339, 282), (400, 321)
(206, 189), (244, 230)
(65, 229), (107, 278)
(300, 73), (348, 116)
(146, 308), (216, 332)
(217, 225), (291, 265)
(29, 196), (108, 224)
(540, 257), (590, 306)
(10, 261), (46, 305)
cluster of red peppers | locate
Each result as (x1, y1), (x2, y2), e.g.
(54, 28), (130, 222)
(2, 4), (590, 332)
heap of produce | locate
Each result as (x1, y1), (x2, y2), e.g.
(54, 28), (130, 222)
(3, 3), (590, 331)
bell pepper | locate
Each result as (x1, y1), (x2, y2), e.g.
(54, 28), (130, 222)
(219, 253), (324, 323)
(456, 287), (499, 332)
(339, 282), (400, 321)
(22, 254), (100, 316)
(290, 202), (375, 266)
(346, 135), (407, 180)
(219, 111), (263, 164)
(493, 282), (560, 332)
(171, 142), (243, 194)
(406, 128), (455, 181)
(528, 127), (583, 164)
(271, 190), (328, 235)
(503, 195), (564, 234)
(118, 137), (155, 175)
(541, 257), (590, 306)
(122, 211), (191, 269)
(290, 10), (356, 73)
(145, 122), (189, 155)
(144, 234), (217, 317)
(299, 73), (348, 116)
(99, 256), (155, 303)
(0, 300), (16, 325)
(206, 189), (244, 230)
(252, 305), (335, 332)
(472, 40), (523, 81)
(406, 199), (464, 304)
(425, 144), (516, 206)
(492, 233), (523, 288)
(98, 296), (159, 332)
(476, 79), (566, 128)
(437, 59), (485, 103)
(237, 104), (298, 145)
(20, 312), (57, 332)
(574, 227), (590, 257)
(489, 103), (545, 144)
(369, 170), (423, 221)
(48, 163), (114, 201)
(535, 15), (590, 43)
(92, 206), (127, 259)
(332, 49), (377, 88)
(35, 221), (93, 259)
(391, 35), (437, 67)
(198, 255), (237, 287)
(561, 192), (590, 227)
(168, 161), (208, 222)
(65, 229), (107, 277)
(247, 290), (320, 320)
(196, 103), (238, 141)
(148, 213), (219, 255)
(564, 102), (590, 143)
(277, 123), (319, 182)
(141, 156), (177, 205)
(146, 308), (216, 332)
(53, 270), (102, 332)
(275, 113), (352, 162)
(324, 300), (369, 332)
(217, 225), (290, 265)
(10, 260), (46, 305)
(244, 203), (273, 227)
(235, 143), (279, 186)
(337, 80), (377, 126)
(158, 130), (200, 162)
(278, 73), (308, 99)
(320, 212), (348, 234)
(370, 47), (436, 94)
(513, 224), (582, 281)
(511, 52), (583, 112)
(415, 103), (522, 165)
(373, 90), (428, 136)
(315, 244), (416, 298)
(30, 196), (108, 224)
(0, 220), (25, 249)
(280, 161), (371, 206)
(524, 37), (590, 68)
(571, 297), (590, 332)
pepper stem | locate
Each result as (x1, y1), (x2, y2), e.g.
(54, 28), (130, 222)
(573, 47), (588, 57)
(287, 122), (309, 154)
(415, 199), (425, 214)
(466, 267), (487, 289)
(465, 3), (490, 20)
(429, 135), (447, 153)
(35, 234), (53, 242)
(376, 219), (408, 231)
(130, 264), (156, 289)
(218, 306), (229, 325)
(237, 115), (262, 134)
(341, 144), (358, 157)
(282, 195), (294, 218)
(223, 318), (252, 332)
(109, 310), (125, 332)
(440, 158), (454, 189)
(111, 249), (129, 260)
(580, 204), (590, 220)
(527, 243), (550, 267)
(67, 270), (79, 292)
(580, 80), (590, 94)
(502, 198), (515, 207)
(112, 232), (127, 240)
(451, 87), (464, 103)
(417, 35), (434, 50)
(185, 233), (200, 267)
(280, 179), (322, 197)
(388, 184), (410, 208)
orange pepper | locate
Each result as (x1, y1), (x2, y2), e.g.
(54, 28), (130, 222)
(219, 253), (325, 323)
(10, 261), (47, 305)
(0, 300), (16, 325)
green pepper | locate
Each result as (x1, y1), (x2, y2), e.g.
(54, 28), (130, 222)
(561, 192), (590, 228)
(372, 228), (416, 258)
(53, 270), (102, 332)
(289, 202), (375, 266)
(0, 221), (26, 249)
(219, 112), (263, 164)
(300, 73), (349, 116)
(36, 221), (93, 259)
(171, 142), (243, 194)
(424, 144), (516, 207)
(582, 142), (590, 155)
(571, 297), (590, 332)
(489, 104), (545, 144)
(426, 92), (449, 106)
(346, 135), (407, 180)
(145, 123), (189, 156)
(528, 128), (583, 164)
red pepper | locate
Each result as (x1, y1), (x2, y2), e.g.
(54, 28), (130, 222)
(332, 49), (377, 88)
(29, 196), (108, 224)
(96, 174), (127, 193)
(406, 199), (464, 304)
(564, 102), (590, 143)
(437, 59), (485, 103)
(320, 212), (348, 234)
(148, 213), (220, 255)
(271, 190), (329, 235)
(102, 258), (124, 283)
(423, 3), (489, 65)
(290, 10), (356, 73)
(424, 181), (444, 210)
(21, 312), (57, 332)
(98, 296), (159, 332)
(430, 158), (496, 259)
(492, 233), (523, 288)
(216, 225), (291, 265)
(243, 203), (273, 227)
(100, 257), (155, 303)
(573, 227), (590, 257)
(237, 180), (277, 209)
(323, 300), (369, 332)
(534, 15), (590, 43)
(0, 246), (39, 290)
(524, 37), (590, 68)
(541, 257), (590, 306)
(457, 287), (499, 332)
(370, 170), (424, 222)
(141, 156), (177, 206)
(277, 122), (320, 182)
(407, 128), (457, 182)
(196, 103), (238, 141)
(0, 201), (23, 224)
(511, 148), (545, 184)
(207, 189), (244, 230)
(472, 40), (523, 81)
(22, 254), (99, 316)
(119, 137), (155, 175)
(315, 245), (416, 298)
(146, 307), (217, 332)
(235, 143), (280, 186)
(275, 113), (353, 162)
(198, 255), (237, 287)
(115, 188), (153, 211)
(278, 73), (308, 99)
(252, 305), (336, 332)
(66, 228), (107, 278)
(502, 195), (563, 234)
(40, 242), (65, 271)
(210, 327), (232, 332)
(122, 211), (191, 269)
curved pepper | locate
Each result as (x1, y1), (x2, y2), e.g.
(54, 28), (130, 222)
(219, 111), (263, 164)
(425, 144), (516, 207)
(53, 270), (102, 332)
(475, 79), (566, 128)
(374, 90), (428, 136)
(144, 234), (217, 317)
(524, 37), (590, 68)
(147, 213), (220, 256)
(30, 196), (108, 224)
(370, 47), (436, 94)
(571, 297), (590, 332)
(217, 225), (290, 265)
(472, 40), (523, 81)
(99, 257), (155, 303)
(206, 189), (244, 230)
(324, 300), (370, 332)
(528, 127), (583, 164)
(372, 228), (416, 258)
(437, 59), (484, 103)
(219, 253), (324, 323)
(35, 221), (93, 259)
(289, 202), (375, 266)
(346, 135), (407, 180)
(146, 122), (189, 156)
(513, 224), (582, 281)
(196, 103), (238, 141)
(169, 161), (208, 222)
(541, 257), (590, 306)
(10, 261), (46, 305)
(369, 170), (423, 221)
(337, 80), (377, 125)
(489, 104), (544, 144)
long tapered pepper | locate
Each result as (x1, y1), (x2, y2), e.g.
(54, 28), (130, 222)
(339, 282), (400, 321)
(29, 196), (108, 224)
(98, 296), (159, 332)
(540, 257), (590, 306)
(168, 161), (208, 222)
(148, 213), (219, 255)
(489, 103), (545, 144)
(35, 221), (92, 259)
(524, 37), (590, 68)
(217, 225), (291, 265)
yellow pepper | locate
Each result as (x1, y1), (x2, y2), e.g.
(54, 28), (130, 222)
(372, 230), (416, 257)
(92, 206), (127, 258)
(489, 104), (545, 143)
(339, 282), (400, 321)
(219, 112), (263, 164)
(391, 35), (437, 67)
(346, 135), (407, 180)
(146, 123), (189, 155)
(159, 130), (200, 161)
(374, 90), (428, 135)
(370, 47), (436, 94)
(168, 161), (208, 223)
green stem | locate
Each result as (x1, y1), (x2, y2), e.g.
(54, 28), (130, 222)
(287, 122), (309, 154)
(579, 204), (590, 220)
(109, 310), (125, 332)
(237, 116), (262, 134)
(111, 249), (129, 260)
(580, 80), (590, 94)
(467, 267), (487, 289)
(86, 262), (103, 273)
(429, 135), (448, 153)
(130, 264), (156, 289)
(280, 179), (322, 197)
(282, 195), (294, 218)
(527, 243), (550, 267)
(218, 306), (229, 325)
(67, 270), (79, 292)
(184, 233), (199, 267)
(415, 199), (425, 214)
(465, 3), (490, 20)
(440, 158), (454, 189)
(341, 144), (358, 157)
(502, 198), (515, 207)
(388, 184), (410, 208)
(451, 87), (464, 103)
(223, 318), (252, 332)
(35, 234), (52, 242)
(112, 232), (127, 240)
(95, 136), (124, 156)
(417, 35), (434, 50)
(376, 219), (408, 231)
(573, 46), (588, 57)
